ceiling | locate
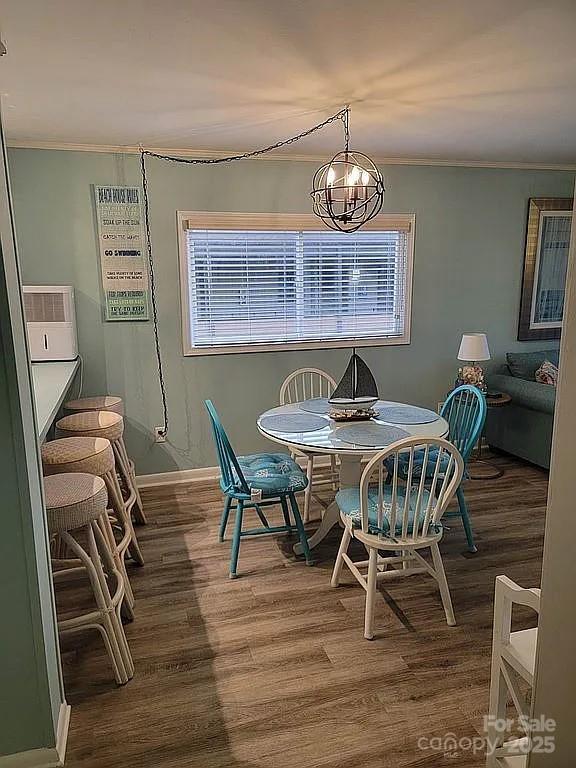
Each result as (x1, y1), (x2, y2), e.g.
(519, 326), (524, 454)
(1, 0), (576, 165)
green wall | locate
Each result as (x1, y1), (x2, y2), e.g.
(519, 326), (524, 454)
(8, 148), (572, 475)
(0, 269), (56, 756)
(1, 132), (63, 758)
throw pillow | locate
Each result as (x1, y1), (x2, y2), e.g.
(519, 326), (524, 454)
(535, 360), (559, 386)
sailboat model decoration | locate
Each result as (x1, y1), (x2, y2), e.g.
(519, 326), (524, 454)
(329, 349), (379, 416)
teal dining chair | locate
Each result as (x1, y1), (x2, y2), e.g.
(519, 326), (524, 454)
(385, 385), (487, 552)
(442, 385), (487, 552)
(204, 400), (313, 578)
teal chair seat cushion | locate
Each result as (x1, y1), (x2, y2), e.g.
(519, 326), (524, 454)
(236, 452), (308, 495)
(384, 447), (451, 480)
(336, 485), (439, 538)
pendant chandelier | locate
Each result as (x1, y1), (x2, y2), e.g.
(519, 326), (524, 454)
(311, 106), (385, 233)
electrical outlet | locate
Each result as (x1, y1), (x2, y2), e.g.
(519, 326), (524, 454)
(154, 426), (166, 443)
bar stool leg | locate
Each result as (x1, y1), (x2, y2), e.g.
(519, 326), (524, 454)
(96, 495), (135, 621)
(105, 468), (144, 567)
(91, 517), (135, 678)
(61, 528), (132, 685)
(113, 439), (147, 525)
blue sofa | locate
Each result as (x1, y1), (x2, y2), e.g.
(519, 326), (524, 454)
(485, 350), (558, 469)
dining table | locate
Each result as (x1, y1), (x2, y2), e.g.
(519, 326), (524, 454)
(257, 399), (449, 555)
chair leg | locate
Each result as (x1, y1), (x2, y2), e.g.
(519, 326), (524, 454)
(331, 525), (351, 587)
(229, 500), (244, 579)
(303, 454), (314, 523)
(219, 496), (232, 542)
(330, 455), (338, 491)
(288, 493), (313, 566)
(457, 485), (477, 553)
(364, 547), (378, 640)
(431, 542), (456, 626)
(280, 496), (292, 532)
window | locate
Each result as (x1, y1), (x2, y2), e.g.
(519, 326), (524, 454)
(178, 212), (414, 355)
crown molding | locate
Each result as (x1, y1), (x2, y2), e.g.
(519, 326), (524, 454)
(6, 138), (576, 171)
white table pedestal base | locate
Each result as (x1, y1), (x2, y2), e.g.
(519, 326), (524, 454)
(293, 454), (362, 555)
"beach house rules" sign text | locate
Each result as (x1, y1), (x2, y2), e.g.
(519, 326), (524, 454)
(94, 185), (150, 321)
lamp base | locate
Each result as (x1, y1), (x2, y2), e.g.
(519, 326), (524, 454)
(457, 364), (487, 392)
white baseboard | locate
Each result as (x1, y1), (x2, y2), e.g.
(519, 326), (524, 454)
(0, 703), (70, 768)
(136, 465), (220, 488)
(136, 455), (333, 489)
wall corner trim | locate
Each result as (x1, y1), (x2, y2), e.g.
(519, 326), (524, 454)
(0, 704), (70, 768)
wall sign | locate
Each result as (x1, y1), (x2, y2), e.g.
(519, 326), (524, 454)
(94, 185), (150, 321)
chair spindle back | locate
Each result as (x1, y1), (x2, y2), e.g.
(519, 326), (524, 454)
(361, 437), (464, 541)
(280, 368), (336, 404)
(204, 400), (250, 495)
(441, 385), (487, 463)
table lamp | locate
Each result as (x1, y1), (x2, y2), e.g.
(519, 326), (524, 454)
(457, 333), (490, 392)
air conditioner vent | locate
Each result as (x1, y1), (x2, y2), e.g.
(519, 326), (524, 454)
(23, 291), (66, 323)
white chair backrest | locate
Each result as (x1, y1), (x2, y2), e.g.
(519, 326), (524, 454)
(280, 368), (337, 404)
(360, 436), (464, 541)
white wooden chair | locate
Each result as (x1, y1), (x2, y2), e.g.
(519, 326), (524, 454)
(280, 368), (338, 522)
(486, 576), (540, 767)
(331, 436), (464, 639)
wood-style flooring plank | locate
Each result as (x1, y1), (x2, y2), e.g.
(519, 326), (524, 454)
(59, 453), (546, 768)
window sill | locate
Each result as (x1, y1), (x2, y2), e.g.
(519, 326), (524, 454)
(183, 335), (410, 356)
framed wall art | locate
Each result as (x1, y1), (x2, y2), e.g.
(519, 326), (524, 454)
(518, 197), (573, 341)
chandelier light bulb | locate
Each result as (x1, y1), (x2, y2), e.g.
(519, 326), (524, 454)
(348, 165), (360, 185)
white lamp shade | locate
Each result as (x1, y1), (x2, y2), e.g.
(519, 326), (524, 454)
(458, 333), (491, 362)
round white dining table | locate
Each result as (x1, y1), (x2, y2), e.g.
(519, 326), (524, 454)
(257, 400), (449, 555)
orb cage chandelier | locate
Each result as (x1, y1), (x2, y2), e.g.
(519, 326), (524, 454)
(139, 105), (385, 437)
(311, 107), (385, 233)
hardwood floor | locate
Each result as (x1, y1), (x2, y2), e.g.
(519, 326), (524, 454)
(60, 453), (547, 768)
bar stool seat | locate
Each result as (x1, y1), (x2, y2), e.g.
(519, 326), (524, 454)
(57, 410), (124, 440)
(64, 395), (138, 476)
(46, 472), (108, 532)
(56, 411), (146, 525)
(44, 472), (134, 685)
(65, 395), (124, 416)
(42, 435), (113, 475)
(42, 436), (143, 617)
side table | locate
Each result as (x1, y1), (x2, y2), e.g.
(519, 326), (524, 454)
(468, 392), (512, 480)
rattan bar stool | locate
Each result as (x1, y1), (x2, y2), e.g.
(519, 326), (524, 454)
(65, 395), (124, 416)
(63, 396), (145, 524)
(42, 436), (143, 617)
(44, 472), (134, 685)
(56, 410), (146, 525)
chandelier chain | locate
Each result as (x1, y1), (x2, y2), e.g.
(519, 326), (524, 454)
(139, 107), (349, 438)
(343, 105), (350, 153)
(140, 150), (169, 437)
(142, 107), (349, 165)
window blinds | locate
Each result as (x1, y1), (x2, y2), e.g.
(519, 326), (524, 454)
(184, 227), (410, 350)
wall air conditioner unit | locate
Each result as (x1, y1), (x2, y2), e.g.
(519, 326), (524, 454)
(22, 285), (78, 362)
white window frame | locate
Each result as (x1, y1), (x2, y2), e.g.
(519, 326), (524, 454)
(177, 211), (415, 356)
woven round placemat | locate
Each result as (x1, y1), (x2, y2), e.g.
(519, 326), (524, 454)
(336, 423), (410, 447)
(376, 405), (440, 425)
(298, 398), (331, 414)
(260, 413), (328, 433)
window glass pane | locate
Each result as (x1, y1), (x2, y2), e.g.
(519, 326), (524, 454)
(185, 226), (410, 349)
